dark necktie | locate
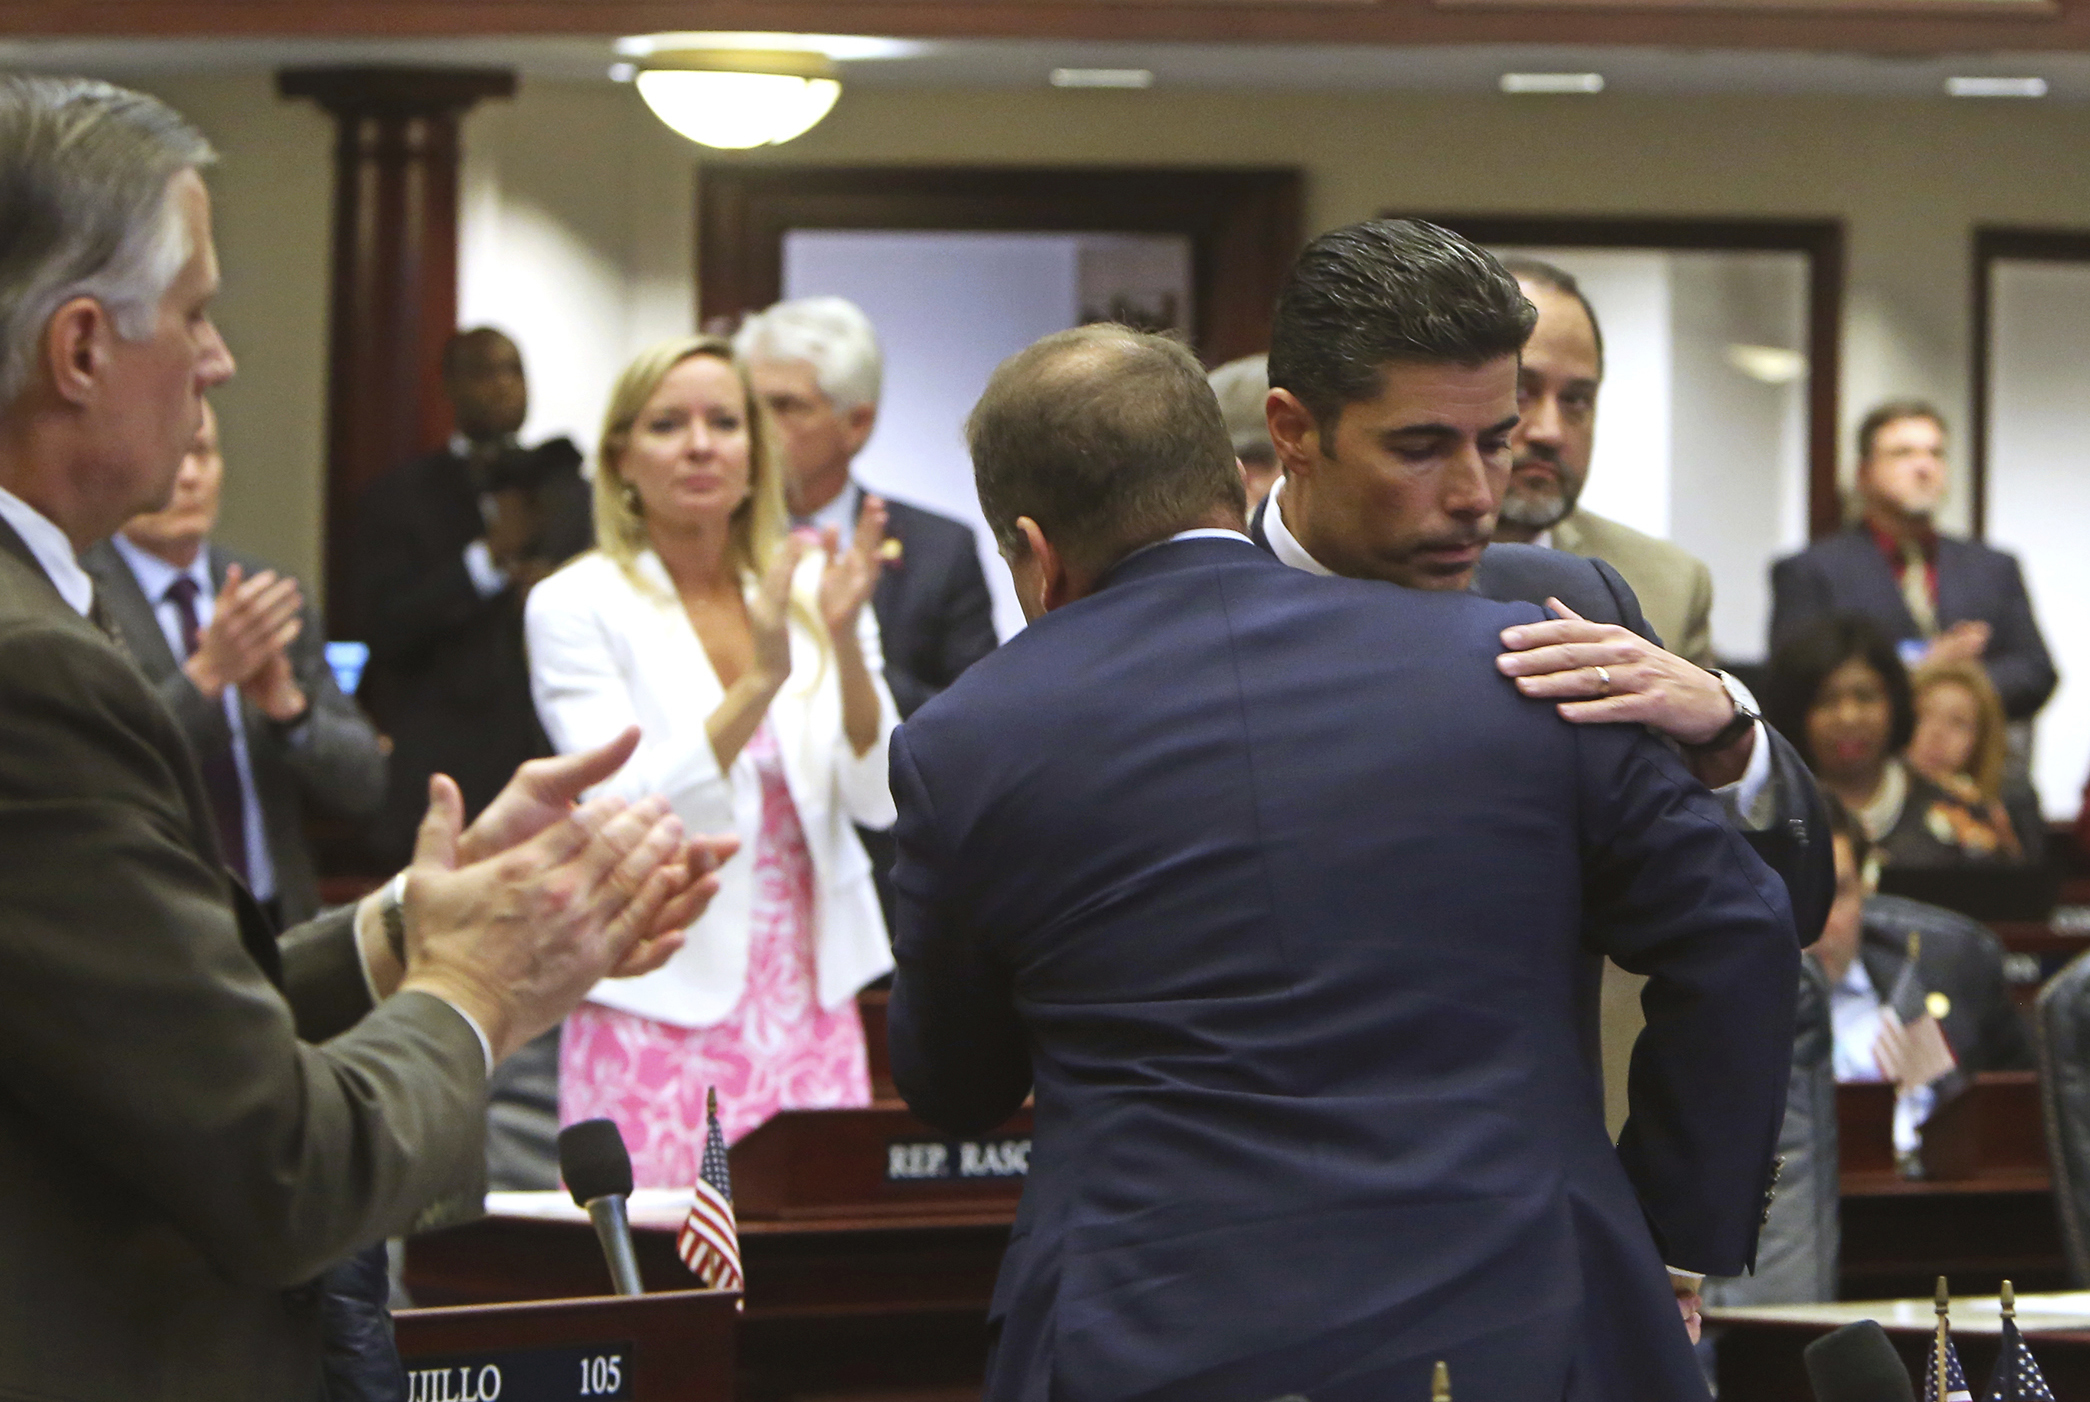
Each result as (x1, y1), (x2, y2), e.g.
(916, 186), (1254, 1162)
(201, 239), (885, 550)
(164, 576), (251, 882)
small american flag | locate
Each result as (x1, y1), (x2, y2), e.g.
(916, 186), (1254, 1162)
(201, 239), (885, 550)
(1984, 1315), (2057, 1402)
(677, 1087), (743, 1297)
(1923, 1330), (1974, 1402)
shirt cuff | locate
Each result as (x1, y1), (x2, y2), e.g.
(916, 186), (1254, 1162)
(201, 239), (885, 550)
(462, 539), (510, 599)
(439, 998), (497, 1078)
(1668, 1268), (1706, 1288)
(353, 881), (497, 1077)
(1706, 668), (1774, 830)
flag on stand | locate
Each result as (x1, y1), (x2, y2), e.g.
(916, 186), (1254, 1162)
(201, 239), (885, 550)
(1924, 1288), (1974, 1402)
(1877, 932), (1958, 1095)
(1984, 1283), (2057, 1402)
(677, 1087), (743, 1297)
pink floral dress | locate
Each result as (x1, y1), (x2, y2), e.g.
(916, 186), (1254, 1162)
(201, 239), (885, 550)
(559, 720), (872, 1187)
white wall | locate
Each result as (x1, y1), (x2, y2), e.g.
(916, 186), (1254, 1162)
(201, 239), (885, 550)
(783, 229), (1093, 639)
(1986, 261), (2090, 819)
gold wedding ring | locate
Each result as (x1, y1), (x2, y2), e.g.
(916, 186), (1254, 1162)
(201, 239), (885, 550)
(1594, 665), (1612, 697)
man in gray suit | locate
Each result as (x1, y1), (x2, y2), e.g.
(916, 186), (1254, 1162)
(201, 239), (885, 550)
(1491, 257), (1719, 669)
(83, 399), (384, 924)
(0, 74), (726, 1397)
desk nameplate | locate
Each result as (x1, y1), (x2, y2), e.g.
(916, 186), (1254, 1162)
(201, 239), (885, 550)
(731, 1106), (1032, 1220)
(405, 1343), (633, 1402)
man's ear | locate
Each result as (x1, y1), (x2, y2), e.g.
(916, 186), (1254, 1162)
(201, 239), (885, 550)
(1015, 516), (1078, 615)
(1265, 387), (1322, 481)
(41, 297), (112, 409)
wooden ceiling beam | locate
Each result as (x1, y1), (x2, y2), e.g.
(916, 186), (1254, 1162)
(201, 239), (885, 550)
(1, 0), (2086, 54)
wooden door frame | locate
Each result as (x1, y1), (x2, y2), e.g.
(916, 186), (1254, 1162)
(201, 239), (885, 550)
(696, 164), (1303, 365)
(1971, 227), (2090, 541)
(1392, 212), (1847, 540)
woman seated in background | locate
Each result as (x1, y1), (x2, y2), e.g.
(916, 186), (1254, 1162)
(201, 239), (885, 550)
(1765, 615), (2024, 868)
(1907, 658), (2045, 864)
(526, 335), (900, 1184)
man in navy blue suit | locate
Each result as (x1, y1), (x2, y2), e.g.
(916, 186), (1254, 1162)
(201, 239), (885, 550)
(1248, 220), (1831, 1162)
(888, 324), (1799, 1402)
(1770, 400), (2054, 723)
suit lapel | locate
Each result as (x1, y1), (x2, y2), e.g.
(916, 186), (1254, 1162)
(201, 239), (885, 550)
(1931, 536), (1972, 630)
(86, 543), (184, 680)
(1833, 528), (1921, 638)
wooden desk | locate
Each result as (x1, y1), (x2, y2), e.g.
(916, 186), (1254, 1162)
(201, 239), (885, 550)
(395, 1289), (737, 1402)
(1836, 1074), (2067, 1298)
(409, 1106), (1027, 1401)
(1712, 1294), (2090, 1401)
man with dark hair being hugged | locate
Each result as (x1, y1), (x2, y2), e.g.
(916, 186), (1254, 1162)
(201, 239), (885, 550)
(888, 322), (1798, 1402)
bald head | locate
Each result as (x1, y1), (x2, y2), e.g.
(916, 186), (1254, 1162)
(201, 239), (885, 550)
(969, 325), (1246, 580)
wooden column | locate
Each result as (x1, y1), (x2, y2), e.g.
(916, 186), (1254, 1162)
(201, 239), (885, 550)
(278, 66), (515, 636)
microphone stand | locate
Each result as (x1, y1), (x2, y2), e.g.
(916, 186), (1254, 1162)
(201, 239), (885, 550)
(586, 1195), (645, 1297)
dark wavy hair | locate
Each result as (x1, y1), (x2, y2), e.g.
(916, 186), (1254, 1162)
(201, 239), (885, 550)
(1762, 615), (1916, 773)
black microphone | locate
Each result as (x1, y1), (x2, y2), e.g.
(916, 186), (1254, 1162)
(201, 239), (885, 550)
(558, 1119), (644, 1297)
(1804, 1320), (1916, 1402)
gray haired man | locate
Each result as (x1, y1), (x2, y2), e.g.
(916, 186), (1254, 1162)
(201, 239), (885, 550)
(0, 75), (730, 1395)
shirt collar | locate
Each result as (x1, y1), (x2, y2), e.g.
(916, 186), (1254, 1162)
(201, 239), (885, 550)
(796, 481), (861, 546)
(1262, 476), (1334, 577)
(109, 530), (211, 604)
(0, 484), (94, 617)
(1867, 517), (1937, 563)
(1111, 527), (1255, 573)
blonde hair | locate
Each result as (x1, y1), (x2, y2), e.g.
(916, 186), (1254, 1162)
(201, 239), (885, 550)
(1910, 658), (2010, 802)
(593, 335), (792, 591)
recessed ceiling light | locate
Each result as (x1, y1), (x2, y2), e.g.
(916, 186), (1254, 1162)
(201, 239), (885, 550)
(1946, 76), (2047, 98)
(1500, 72), (1605, 95)
(614, 32), (925, 62)
(1051, 68), (1155, 90)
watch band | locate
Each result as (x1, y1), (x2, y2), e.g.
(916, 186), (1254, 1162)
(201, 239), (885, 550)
(381, 872), (408, 967)
(1682, 670), (1761, 754)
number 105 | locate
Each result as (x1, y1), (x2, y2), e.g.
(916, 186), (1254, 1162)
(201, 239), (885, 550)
(579, 1354), (624, 1396)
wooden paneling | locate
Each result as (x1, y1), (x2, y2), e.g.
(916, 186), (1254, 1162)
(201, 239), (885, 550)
(1970, 227), (2090, 541)
(2, 0), (2085, 53)
(698, 164), (1302, 366)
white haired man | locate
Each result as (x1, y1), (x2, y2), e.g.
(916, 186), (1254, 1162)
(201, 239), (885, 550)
(0, 75), (728, 1395)
(736, 296), (998, 719)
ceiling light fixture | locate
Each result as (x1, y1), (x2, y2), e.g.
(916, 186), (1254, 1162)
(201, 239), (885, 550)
(1050, 68), (1155, 89)
(630, 48), (841, 149)
(1500, 72), (1605, 95)
(1946, 76), (2048, 98)
(1725, 344), (1808, 386)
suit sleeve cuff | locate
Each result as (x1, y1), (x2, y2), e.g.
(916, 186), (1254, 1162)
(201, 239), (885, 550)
(437, 998), (497, 1076)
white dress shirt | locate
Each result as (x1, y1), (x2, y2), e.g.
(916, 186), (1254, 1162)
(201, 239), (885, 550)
(106, 534), (279, 902)
(0, 484), (93, 616)
(794, 482), (862, 552)
(526, 547), (901, 1027)
(1262, 476), (1773, 825)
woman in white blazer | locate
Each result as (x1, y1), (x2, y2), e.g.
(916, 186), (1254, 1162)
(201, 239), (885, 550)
(526, 335), (898, 1184)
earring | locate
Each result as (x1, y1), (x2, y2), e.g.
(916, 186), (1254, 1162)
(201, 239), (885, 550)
(621, 480), (644, 518)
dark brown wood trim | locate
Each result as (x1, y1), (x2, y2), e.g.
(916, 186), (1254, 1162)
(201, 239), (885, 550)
(279, 66), (516, 637)
(1970, 226), (2090, 542)
(4, 1), (2088, 53)
(697, 164), (1302, 365)
(1392, 212), (1847, 540)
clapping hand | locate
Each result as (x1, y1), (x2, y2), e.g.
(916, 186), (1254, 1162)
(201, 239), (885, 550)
(815, 495), (888, 645)
(747, 536), (810, 690)
(186, 564), (302, 700)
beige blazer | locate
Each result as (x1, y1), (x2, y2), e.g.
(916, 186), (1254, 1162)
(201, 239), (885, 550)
(526, 548), (899, 1028)
(0, 518), (486, 1400)
(1551, 508), (1717, 669)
